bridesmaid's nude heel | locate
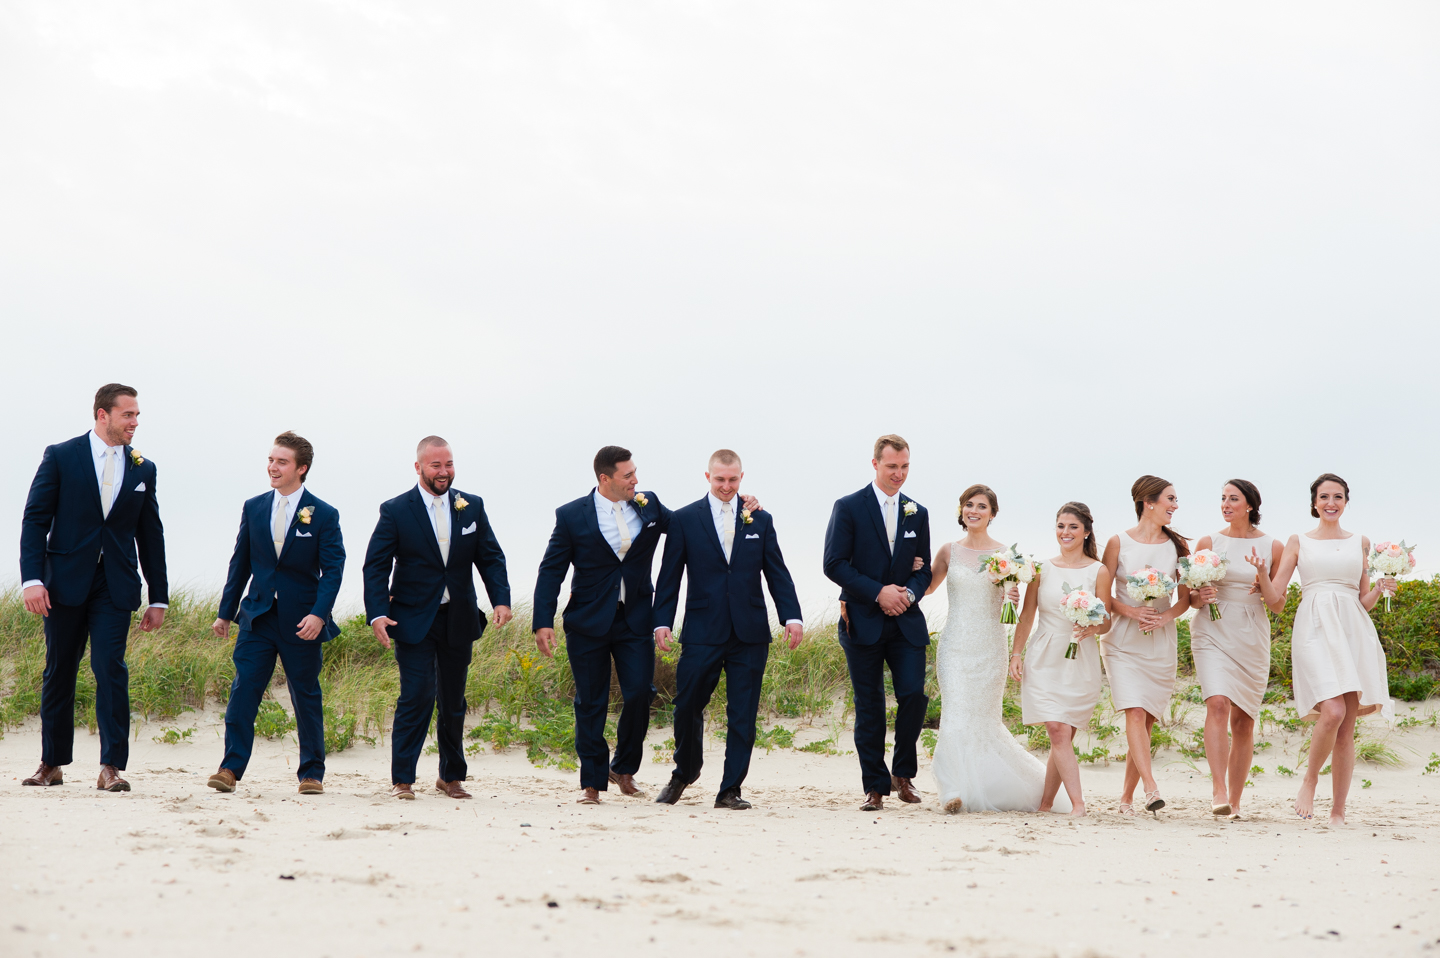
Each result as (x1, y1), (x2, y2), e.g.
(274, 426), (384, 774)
(1118, 802), (1135, 817)
(1211, 802), (1232, 817)
(1144, 790), (1165, 816)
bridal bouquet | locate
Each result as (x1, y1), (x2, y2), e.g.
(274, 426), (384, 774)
(1368, 540), (1418, 612)
(1177, 549), (1229, 621)
(1059, 585), (1109, 659)
(980, 545), (1039, 625)
(1124, 566), (1176, 635)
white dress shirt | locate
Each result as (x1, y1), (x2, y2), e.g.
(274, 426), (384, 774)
(595, 489), (643, 603)
(271, 486), (304, 531)
(872, 481), (899, 553)
(368, 484), (451, 625)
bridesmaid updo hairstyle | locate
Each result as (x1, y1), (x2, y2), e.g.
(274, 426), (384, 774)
(1309, 472), (1350, 518)
(1057, 501), (1099, 561)
(957, 484), (998, 528)
(1225, 478), (1262, 525)
(1132, 474), (1191, 557)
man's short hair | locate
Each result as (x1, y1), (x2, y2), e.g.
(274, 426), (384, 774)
(708, 448), (742, 471)
(274, 430), (314, 480)
(93, 383), (137, 419)
(416, 435), (450, 461)
(873, 434), (909, 460)
(593, 445), (633, 479)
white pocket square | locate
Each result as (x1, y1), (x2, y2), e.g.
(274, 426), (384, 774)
(461, 522), (477, 535)
(745, 533), (760, 539)
(295, 531), (312, 537)
(903, 530), (917, 538)
(646, 522), (656, 528)
(133, 482), (146, 492)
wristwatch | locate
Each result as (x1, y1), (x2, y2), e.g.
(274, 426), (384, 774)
(904, 588), (916, 603)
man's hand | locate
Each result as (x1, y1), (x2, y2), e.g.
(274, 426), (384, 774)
(877, 584), (911, 616)
(740, 494), (762, 513)
(372, 616), (397, 650)
(654, 627), (674, 652)
(839, 600), (850, 630)
(492, 605), (514, 628)
(139, 606), (166, 632)
(212, 618), (232, 639)
(23, 584), (50, 617)
(784, 622), (804, 650)
(535, 627), (557, 658)
(296, 614), (325, 641)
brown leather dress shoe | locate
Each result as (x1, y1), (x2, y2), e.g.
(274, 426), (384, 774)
(97, 765), (130, 792)
(860, 791), (884, 811)
(298, 778), (324, 795)
(892, 776), (921, 804)
(435, 779), (472, 799)
(608, 770), (642, 796)
(22, 763), (63, 787)
(578, 787), (601, 804)
(391, 783), (416, 800)
(208, 768), (237, 792)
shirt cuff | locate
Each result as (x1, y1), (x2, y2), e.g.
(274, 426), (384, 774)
(369, 615), (388, 625)
(21, 579), (43, 590)
(148, 603), (169, 609)
(784, 619), (803, 627)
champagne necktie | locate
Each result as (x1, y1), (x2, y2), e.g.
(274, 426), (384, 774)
(433, 498), (451, 603)
(100, 449), (116, 519)
(272, 495), (287, 557)
(721, 499), (734, 562)
(884, 497), (897, 554)
(613, 501), (631, 603)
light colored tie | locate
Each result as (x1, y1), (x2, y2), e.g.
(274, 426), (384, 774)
(433, 498), (451, 603)
(884, 498), (897, 554)
(613, 501), (631, 603)
(100, 449), (116, 519)
(720, 500), (734, 562)
(272, 495), (287, 557)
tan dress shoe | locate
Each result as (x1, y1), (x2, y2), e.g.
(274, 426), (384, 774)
(391, 783), (416, 800)
(97, 765), (130, 792)
(208, 769), (237, 792)
(608, 770), (642, 796)
(22, 763), (63, 787)
(298, 778), (324, 795)
(860, 791), (884, 811)
(578, 787), (602, 804)
(435, 779), (472, 799)
(892, 776), (922, 804)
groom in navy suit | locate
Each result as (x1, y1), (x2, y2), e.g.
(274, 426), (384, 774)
(651, 450), (803, 809)
(363, 436), (511, 800)
(20, 384), (169, 791)
(823, 434), (932, 811)
(208, 431), (345, 795)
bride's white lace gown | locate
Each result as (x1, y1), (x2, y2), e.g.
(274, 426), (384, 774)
(931, 544), (1070, 813)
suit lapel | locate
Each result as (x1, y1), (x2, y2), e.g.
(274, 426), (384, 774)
(696, 496), (728, 564)
(77, 437), (105, 517)
(861, 486), (891, 555)
(448, 491), (469, 570)
(583, 489), (620, 563)
(408, 488), (444, 564)
(278, 488), (314, 563)
(888, 494), (913, 575)
(106, 446), (134, 518)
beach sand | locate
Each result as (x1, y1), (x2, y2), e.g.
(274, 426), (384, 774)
(2, 702), (1438, 958)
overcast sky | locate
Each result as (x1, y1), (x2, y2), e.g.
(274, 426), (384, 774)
(3, 1), (1437, 625)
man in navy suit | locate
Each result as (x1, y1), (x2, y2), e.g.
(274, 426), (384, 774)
(651, 450), (803, 810)
(823, 434), (932, 811)
(364, 436), (511, 800)
(208, 432), (345, 795)
(20, 384), (169, 791)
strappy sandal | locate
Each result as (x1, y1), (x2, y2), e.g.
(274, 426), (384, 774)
(1144, 790), (1165, 816)
(1118, 802), (1136, 817)
(1211, 802), (1232, 817)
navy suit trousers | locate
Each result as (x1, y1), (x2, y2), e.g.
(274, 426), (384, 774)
(568, 608), (655, 790)
(40, 564), (133, 768)
(391, 605), (474, 785)
(839, 616), (929, 795)
(222, 609), (326, 782)
(671, 634), (769, 796)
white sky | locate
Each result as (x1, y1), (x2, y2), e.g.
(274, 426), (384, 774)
(3, 1), (1437, 624)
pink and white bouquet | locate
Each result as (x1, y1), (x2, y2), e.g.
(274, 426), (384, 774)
(1177, 549), (1229, 621)
(1059, 584), (1109, 659)
(1124, 566), (1176, 635)
(1368, 540), (1417, 612)
(980, 544), (1039, 625)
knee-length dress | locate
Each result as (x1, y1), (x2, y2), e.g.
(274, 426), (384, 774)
(1291, 534), (1393, 723)
(1102, 533), (1180, 720)
(1190, 532), (1273, 718)
(1020, 560), (1104, 730)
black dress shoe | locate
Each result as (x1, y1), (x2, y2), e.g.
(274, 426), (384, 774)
(714, 787), (751, 810)
(655, 775), (687, 805)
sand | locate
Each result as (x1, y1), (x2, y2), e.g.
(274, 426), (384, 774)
(2, 702), (1438, 958)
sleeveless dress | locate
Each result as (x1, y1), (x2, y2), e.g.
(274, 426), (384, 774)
(931, 544), (1071, 813)
(1291, 535), (1394, 723)
(1189, 533), (1273, 718)
(1020, 559), (1104, 730)
(1102, 532), (1180, 720)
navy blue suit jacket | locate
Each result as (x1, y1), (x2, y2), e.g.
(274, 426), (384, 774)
(652, 496), (803, 645)
(20, 433), (168, 611)
(532, 490), (671, 639)
(362, 487), (511, 646)
(822, 485), (933, 646)
(218, 488), (345, 642)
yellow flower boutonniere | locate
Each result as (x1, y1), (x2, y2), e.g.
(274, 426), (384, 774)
(903, 501), (918, 517)
(130, 450), (145, 466)
(298, 506), (314, 525)
(741, 508), (754, 525)
(454, 495), (469, 511)
(632, 492), (649, 508)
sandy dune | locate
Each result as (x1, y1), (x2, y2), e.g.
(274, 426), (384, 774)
(2, 705), (1438, 958)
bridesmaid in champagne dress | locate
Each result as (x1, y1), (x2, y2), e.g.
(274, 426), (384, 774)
(1100, 476), (1193, 816)
(1251, 473), (1394, 825)
(1010, 502), (1112, 816)
(1188, 480), (1284, 818)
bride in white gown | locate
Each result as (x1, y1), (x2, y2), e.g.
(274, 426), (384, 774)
(925, 484), (1071, 814)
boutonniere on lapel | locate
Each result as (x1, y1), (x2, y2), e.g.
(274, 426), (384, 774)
(130, 450), (145, 466)
(454, 495), (469, 511)
(632, 492), (649, 508)
(297, 506), (314, 525)
(902, 500), (918, 517)
(741, 508), (754, 525)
